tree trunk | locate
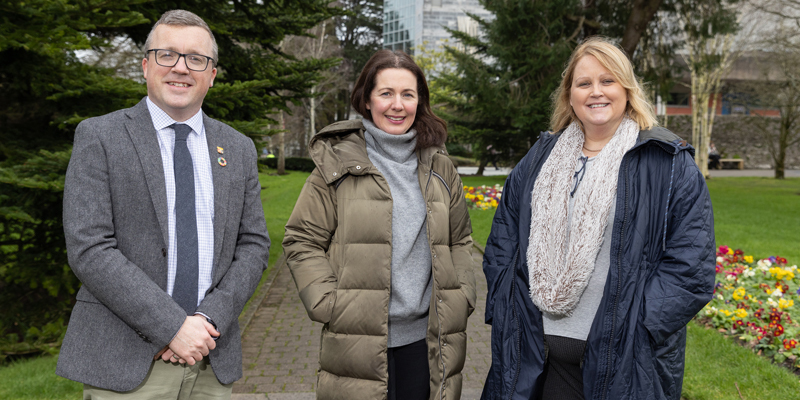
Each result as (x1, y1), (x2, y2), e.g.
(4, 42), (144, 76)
(620, 0), (664, 58)
(776, 111), (790, 179)
(476, 159), (487, 176)
(309, 86), (317, 150)
(277, 111), (286, 175)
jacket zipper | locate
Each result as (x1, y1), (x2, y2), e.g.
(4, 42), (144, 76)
(423, 157), (446, 400)
(508, 249), (521, 400)
(599, 156), (630, 400)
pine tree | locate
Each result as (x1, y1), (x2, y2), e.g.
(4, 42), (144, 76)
(0, 0), (340, 355)
(442, 0), (583, 171)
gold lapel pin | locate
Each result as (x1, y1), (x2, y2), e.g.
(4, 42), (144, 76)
(217, 146), (224, 154)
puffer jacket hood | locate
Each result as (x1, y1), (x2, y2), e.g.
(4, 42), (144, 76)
(284, 120), (476, 400)
(481, 126), (715, 400)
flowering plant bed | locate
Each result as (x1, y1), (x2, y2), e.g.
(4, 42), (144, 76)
(698, 246), (800, 372)
(463, 185), (502, 210)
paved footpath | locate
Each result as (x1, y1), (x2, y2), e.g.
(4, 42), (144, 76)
(232, 247), (491, 400)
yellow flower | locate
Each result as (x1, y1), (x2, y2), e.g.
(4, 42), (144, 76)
(727, 248), (734, 255)
(769, 267), (795, 281)
(477, 194), (484, 201)
(720, 309), (732, 317)
(744, 255), (754, 263)
(735, 308), (748, 319)
(732, 287), (746, 301)
(779, 299), (794, 309)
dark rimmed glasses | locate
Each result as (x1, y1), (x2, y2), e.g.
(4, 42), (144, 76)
(146, 49), (216, 72)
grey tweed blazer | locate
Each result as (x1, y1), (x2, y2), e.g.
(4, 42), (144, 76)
(56, 98), (270, 391)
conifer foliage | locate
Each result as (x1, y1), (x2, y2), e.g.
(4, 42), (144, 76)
(441, 0), (582, 167)
(0, 0), (339, 356)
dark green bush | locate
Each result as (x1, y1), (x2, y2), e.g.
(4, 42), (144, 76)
(259, 157), (317, 172)
(446, 143), (472, 158)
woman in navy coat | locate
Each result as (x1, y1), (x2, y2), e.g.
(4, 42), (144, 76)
(481, 37), (716, 400)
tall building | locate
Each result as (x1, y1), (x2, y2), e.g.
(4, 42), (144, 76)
(383, 0), (492, 54)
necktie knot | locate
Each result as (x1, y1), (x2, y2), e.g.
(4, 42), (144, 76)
(172, 123), (192, 142)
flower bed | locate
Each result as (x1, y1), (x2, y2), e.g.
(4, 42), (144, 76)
(463, 185), (502, 210)
(698, 245), (800, 371)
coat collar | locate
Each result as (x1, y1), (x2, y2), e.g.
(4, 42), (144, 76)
(309, 120), (446, 185)
(544, 125), (694, 157)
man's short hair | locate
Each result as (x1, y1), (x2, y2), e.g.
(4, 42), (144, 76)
(144, 9), (218, 65)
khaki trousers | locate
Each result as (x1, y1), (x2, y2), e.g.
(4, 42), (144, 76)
(83, 357), (232, 400)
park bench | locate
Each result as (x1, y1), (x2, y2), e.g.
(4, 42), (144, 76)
(719, 158), (744, 170)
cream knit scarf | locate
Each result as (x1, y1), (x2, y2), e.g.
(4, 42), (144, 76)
(527, 117), (639, 316)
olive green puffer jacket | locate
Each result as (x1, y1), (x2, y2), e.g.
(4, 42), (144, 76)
(283, 120), (476, 400)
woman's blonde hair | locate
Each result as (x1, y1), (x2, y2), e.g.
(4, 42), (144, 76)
(550, 36), (657, 132)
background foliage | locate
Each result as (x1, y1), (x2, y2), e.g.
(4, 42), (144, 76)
(0, 0), (340, 356)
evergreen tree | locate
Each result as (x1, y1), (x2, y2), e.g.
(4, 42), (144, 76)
(333, 0), (383, 121)
(442, 0), (582, 170)
(0, 0), (339, 355)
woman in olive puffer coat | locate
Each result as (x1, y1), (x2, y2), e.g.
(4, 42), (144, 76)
(283, 50), (476, 400)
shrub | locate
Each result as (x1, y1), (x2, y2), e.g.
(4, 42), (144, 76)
(259, 157), (317, 172)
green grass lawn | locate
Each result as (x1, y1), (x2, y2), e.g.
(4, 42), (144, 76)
(461, 175), (507, 247)
(707, 177), (800, 262)
(2, 174), (798, 399)
(0, 356), (80, 400)
(240, 169), (310, 316)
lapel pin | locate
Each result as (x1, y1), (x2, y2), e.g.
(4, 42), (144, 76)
(218, 157), (227, 167)
(217, 146), (224, 154)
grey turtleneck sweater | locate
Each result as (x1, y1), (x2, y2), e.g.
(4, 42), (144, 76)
(362, 119), (432, 348)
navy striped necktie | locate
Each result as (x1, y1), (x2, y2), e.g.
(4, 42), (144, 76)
(171, 123), (198, 315)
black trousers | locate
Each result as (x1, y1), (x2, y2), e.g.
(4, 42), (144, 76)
(388, 339), (430, 400)
(541, 335), (586, 400)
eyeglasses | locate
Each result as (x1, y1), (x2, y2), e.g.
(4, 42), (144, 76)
(570, 156), (589, 198)
(146, 49), (216, 72)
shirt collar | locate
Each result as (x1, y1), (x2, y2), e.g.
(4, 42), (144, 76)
(146, 96), (205, 136)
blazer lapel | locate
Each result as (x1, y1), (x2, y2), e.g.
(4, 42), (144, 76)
(204, 114), (230, 281)
(125, 100), (169, 248)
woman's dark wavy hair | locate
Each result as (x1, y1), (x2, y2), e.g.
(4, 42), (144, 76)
(351, 50), (447, 150)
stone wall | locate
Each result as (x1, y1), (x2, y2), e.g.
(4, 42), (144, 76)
(662, 115), (800, 169)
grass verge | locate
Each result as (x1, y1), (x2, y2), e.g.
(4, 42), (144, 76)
(240, 169), (310, 317)
(0, 356), (80, 400)
(708, 177), (800, 262)
(461, 175), (506, 247)
(683, 322), (800, 399)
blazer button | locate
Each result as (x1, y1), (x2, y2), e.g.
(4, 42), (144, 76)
(162, 248), (167, 257)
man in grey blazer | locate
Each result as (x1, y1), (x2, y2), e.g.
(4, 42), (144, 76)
(57, 10), (270, 398)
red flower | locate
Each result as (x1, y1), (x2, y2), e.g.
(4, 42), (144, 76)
(773, 324), (784, 336)
(718, 246), (730, 256)
(777, 257), (788, 265)
(785, 339), (798, 350)
(734, 249), (744, 256)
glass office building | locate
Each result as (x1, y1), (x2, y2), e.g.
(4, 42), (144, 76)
(383, 0), (492, 54)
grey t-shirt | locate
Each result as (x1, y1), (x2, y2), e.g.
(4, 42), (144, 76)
(542, 156), (616, 341)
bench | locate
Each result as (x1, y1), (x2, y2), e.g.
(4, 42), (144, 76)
(719, 158), (744, 170)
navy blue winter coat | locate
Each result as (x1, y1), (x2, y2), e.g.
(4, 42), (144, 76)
(481, 127), (716, 400)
